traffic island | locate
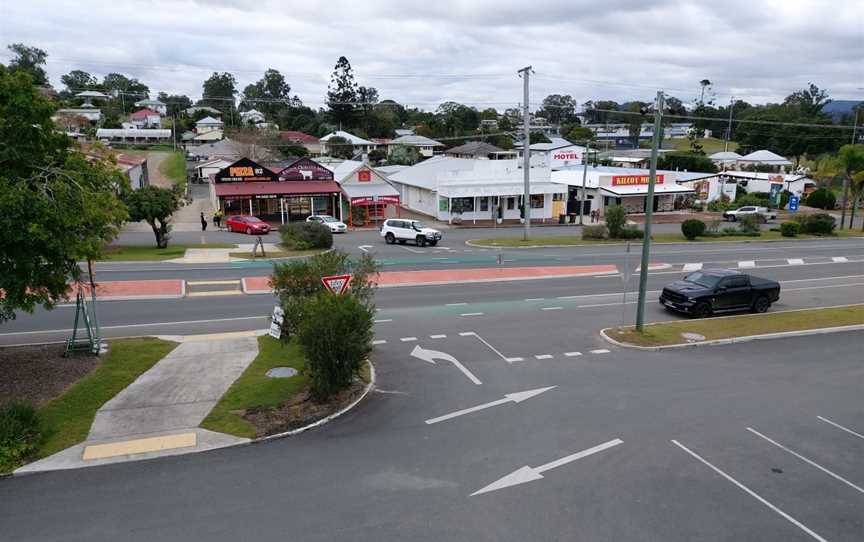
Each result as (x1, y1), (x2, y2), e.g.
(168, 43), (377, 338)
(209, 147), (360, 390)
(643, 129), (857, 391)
(602, 304), (864, 350)
(200, 336), (374, 439)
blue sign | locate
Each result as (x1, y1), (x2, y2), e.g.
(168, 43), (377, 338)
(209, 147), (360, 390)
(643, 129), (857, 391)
(789, 196), (800, 211)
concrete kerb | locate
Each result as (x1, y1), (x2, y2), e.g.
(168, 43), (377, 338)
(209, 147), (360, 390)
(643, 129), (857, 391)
(465, 235), (864, 250)
(229, 246), (334, 263)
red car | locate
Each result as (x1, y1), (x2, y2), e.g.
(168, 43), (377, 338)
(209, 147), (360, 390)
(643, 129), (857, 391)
(225, 215), (271, 235)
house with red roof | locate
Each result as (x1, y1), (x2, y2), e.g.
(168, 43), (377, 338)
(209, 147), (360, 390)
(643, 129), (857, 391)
(129, 108), (162, 129)
(280, 131), (321, 155)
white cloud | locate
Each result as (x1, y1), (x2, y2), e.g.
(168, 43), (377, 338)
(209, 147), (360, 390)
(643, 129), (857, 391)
(3, 0), (862, 108)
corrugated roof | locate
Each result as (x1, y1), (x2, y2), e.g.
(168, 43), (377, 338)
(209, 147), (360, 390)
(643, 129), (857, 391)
(319, 130), (373, 145)
(709, 151), (742, 160)
(445, 141), (507, 155)
(738, 150), (792, 164)
(390, 134), (444, 147)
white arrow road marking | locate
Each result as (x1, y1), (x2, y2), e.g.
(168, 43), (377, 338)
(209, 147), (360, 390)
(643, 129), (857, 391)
(410, 345), (482, 385)
(832, 256), (849, 263)
(358, 245), (374, 253)
(682, 263), (703, 272)
(425, 387), (555, 425)
(471, 438), (623, 496)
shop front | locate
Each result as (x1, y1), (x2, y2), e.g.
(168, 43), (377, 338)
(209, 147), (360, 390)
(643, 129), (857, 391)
(334, 163), (402, 227)
(598, 173), (693, 214)
(211, 157), (342, 223)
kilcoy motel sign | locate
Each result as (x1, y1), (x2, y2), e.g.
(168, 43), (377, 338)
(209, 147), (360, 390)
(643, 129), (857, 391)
(611, 174), (665, 186)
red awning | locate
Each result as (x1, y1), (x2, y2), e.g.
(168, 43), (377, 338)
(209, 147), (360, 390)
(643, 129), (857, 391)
(215, 181), (341, 198)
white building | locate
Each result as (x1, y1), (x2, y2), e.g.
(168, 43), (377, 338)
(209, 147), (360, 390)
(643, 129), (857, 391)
(708, 151), (743, 169)
(129, 108), (162, 128)
(387, 157), (566, 223)
(196, 116), (224, 134)
(387, 134), (444, 157)
(240, 109), (266, 125)
(56, 105), (102, 122)
(722, 171), (815, 198)
(96, 128), (171, 143)
(736, 150), (794, 172)
(515, 137), (588, 168)
(134, 98), (167, 116)
(319, 130), (375, 156)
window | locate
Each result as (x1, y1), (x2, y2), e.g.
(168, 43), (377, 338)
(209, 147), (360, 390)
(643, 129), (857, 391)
(451, 197), (475, 213)
(726, 276), (748, 288)
(553, 193), (565, 201)
(479, 197), (489, 211)
(506, 197), (515, 210)
(530, 194), (544, 209)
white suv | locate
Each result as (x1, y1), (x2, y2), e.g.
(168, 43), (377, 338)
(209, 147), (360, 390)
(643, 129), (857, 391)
(380, 219), (442, 247)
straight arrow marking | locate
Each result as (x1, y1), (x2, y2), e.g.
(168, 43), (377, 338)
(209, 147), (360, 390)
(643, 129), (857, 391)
(410, 345), (482, 385)
(425, 387), (555, 425)
(471, 438), (623, 496)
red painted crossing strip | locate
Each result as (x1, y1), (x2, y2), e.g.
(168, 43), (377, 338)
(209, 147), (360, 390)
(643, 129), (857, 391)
(74, 279), (185, 300)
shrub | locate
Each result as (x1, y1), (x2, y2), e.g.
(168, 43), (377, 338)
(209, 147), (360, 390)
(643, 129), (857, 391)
(0, 401), (40, 473)
(735, 194), (770, 207)
(604, 205), (627, 238)
(780, 221), (800, 237)
(271, 249), (378, 340)
(800, 213), (836, 235)
(681, 219), (706, 240)
(279, 222), (333, 250)
(582, 225), (606, 240)
(779, 190), (791, 210)
(804, 187), (836, 210)
(297, 293), (374, 400)
(619, 226), (644, 239)
(737, 214), (761, 234)
(707, 200), (733, 212)
(720, 226), (740, 235)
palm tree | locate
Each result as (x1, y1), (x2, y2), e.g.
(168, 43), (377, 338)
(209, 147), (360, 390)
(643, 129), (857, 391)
(836, 145), (864, 228)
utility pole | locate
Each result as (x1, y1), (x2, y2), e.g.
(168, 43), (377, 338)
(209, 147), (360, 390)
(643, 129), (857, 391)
(518, 66), (532, 240)
(579, 141), (590, 225)
(635, 91), (665, 332)
(724, 96), (734, 152)
(852, 107), (859, 145)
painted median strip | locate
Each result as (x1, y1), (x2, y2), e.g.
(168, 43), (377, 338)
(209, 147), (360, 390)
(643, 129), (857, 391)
(425, 387), (555, 425)
(471, 438), (623, 496)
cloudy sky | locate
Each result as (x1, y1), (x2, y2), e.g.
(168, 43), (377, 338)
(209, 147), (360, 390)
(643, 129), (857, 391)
(3, 0), (862, 110)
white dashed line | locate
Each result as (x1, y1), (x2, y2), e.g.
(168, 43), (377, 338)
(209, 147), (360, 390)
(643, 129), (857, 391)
(580, 301), (637, 308)
(535, 354), (553, 360)
(682, 263), (703, 272)
(505, 357), (524, 362)
(429, 334), (447, 339)
(400, 337), (417, 342)
(524, 298), (545, 302)
(738, 260), (756, 268)
(832, 256), (849, 263)
(460, 312), (484, 317)
(787, 258), (804, 265)
(374, 319), (393, 323)
(446, 302), (468, 306)
(564, 352), (582, 357)
(818, 415), (864, 440)
(458, 332), (474, 336)
(541, 306), (563, 311)
(590, 349), (610, 354)
(371, 340), (387, 345)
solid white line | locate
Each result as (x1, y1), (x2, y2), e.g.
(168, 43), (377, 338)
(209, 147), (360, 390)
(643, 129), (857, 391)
(590, 349), (610, 354)
(430, 334), (447, 339)
(400, 337), (417, 342)
(372, 340), (387, 345)
(738, 261), (756, 268)
(541, 306), (564, 311)
(832, 256), (849, 263)
(374, 319), (393, 323)
(787, 258), (805, 265)
(462, 331), (517, 364)
(0, 315), (268, 337)
(747, 427), (864, 494)
(671, 440), (828, 542)
(535, 354), (553, 360)
(682, 263), (703, 272)
(579, 301), (637, 308)
(460, 312), (484, 316)
(446, 302), (468, 306)
(784, 282), (864, 293)
(818, 416), (864, 440)
(525, 298), (545, 301)
(564, 352), (582, 357)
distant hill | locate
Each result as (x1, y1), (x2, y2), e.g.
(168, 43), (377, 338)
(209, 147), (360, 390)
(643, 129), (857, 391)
(823, 100), (862, 122)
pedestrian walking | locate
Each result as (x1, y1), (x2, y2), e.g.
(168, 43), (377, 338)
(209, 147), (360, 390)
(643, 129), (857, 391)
(212, 210), (221, 229)
(200, 212), (207, 232)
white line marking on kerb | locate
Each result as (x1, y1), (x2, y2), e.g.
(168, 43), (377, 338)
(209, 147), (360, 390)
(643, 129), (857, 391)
(374, 319), (392, 323)
(590, 349), (610, 354)
(682, 263), (703, 272)
(535, 354), (553, 360)
(371, 340), (387, 345)
(446, 302), (468, 306)
(787, 258), (805, 265)
(818, 416), (864, 440)
(671, 440), (828, 542)
(747, 427), (864, 494)
(430, 334), (447, 339)
(524, 298), (545, 302)
(460, 312), (484, 317)
(400, 337), (417, 342)
(832, 256), (849, 263)
(738, 261), (756, 268)
(541, 306), (563, 311)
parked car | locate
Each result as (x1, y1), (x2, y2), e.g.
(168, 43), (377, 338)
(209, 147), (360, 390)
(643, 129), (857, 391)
(225, 215), (271, 235)
(380, 219), (442, 247)
(306, 214), (347, 233)
(660, 269), (781, 318)
(722, 206), (777, 222)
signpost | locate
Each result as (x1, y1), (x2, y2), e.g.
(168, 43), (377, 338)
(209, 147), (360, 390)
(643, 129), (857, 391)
(789, 196), (800, 212)
(321, 274), (352, 295)
(269, 306), (284, 339)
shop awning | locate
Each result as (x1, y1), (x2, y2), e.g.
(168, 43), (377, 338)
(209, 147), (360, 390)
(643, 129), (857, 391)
(341, 183), (399, 200)
(600, 184), (694, 196)
(215, 181), (341, 198)
(438, 182), (566, 199)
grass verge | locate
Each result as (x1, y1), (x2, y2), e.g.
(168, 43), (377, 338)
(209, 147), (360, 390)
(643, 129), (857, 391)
(35, 338), (178, 460)
(610, 305), (864, 347)
(99, 244), (236, 261)
(200, 336), (308, 438)
(158, 151), (188, 189)
(469, 230), (864, 247)
(228, 248), (324, 260)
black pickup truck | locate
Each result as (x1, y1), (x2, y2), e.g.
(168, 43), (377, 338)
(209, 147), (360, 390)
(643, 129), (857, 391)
(660, 269), (781, 318)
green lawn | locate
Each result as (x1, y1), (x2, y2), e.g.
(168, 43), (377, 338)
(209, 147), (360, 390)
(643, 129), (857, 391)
(611, 305), (864, 347)
(35, 338), (178, 459)
(469, 230), (863, 248)
(158, 151), (187, 186)
(98, 244), (236, 261)
(228, 248), (324, 260)
(668, 137), (738, 154)
(200, 336), (309, 438)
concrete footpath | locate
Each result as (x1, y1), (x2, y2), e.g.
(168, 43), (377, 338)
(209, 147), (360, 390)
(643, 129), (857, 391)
(17, 331), (262, 474)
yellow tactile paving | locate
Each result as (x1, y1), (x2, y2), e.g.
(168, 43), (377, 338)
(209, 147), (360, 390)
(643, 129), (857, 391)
(82, 432), (197, 460)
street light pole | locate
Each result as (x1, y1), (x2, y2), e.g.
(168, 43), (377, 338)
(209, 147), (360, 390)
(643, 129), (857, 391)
(579, 141), (589, 225)
(635, 91), (665, 332)
(518, 66), (532, 241)
(724, 96), (734, 152)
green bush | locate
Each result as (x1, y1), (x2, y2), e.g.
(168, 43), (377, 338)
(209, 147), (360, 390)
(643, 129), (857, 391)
(707, 200), (733, 212)
(804, 187), (836, 210)
(780, 221), (800, 237)
(681, 219), (707, 240)
(619, 226), (644, 239)
(735, 194), (770, 207)
(604, 205), (627, 238)
(582, 225), (606, 240)
(737, 214), (761, 234)
(0, 401), (40, 473)
(297, 293), (374, 400)
(800, 213), (836, 235)
(279, 222), (333, 250)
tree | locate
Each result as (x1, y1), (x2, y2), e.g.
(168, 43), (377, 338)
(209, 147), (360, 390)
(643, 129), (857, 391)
(626, 102), (648, 148)
(735, 103), (844, 162)
(0, 65), (129, 322)
(657, 152), (718, 173)
(388, 144), (421, 165)
(528, 132), (551, 144)
(436, 102), (479, 135)
(124, 185), (182, 248)
(834, 144), (864, 228)
(326, 56), (359, 128)
(6, 43), (48, 86)
(537, 94), (578, 126)
(325, 136), (355, 159)
(356, 85), (379, 134)
(784, 83), (831, 116)
(698, 79), (713, 107)
(201, 72), (238, 125)
(157, 92), (192, 116)
(60, 70), (98, 94)
(565, 125), (594, 143)
(241, 69), (298, 120)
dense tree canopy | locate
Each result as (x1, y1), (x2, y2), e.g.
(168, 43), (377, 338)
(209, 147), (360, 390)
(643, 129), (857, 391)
(201, 72), (238, 124)
(326, 56), (359, 128)
(241, 69), (299, 120)
(6, 43), (48, 86)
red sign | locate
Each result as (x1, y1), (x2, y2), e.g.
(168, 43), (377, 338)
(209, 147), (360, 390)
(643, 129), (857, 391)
(611, 174), (664, 186)
(279, 158), (334, 181)
(552, 151), (582, 161)
(357, 170), (372, 182)
(321, 274), (352, 295)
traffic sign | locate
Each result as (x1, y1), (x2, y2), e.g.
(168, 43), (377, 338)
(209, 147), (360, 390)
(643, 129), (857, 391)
(789, 196), (800, 211)
(321, 274), (352, 295)
(269, 305), (284, 339)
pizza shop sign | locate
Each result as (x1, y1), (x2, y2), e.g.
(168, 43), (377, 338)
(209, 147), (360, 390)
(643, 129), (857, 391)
(215, 157), (279, 183)
(611, 174), (665, 186)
